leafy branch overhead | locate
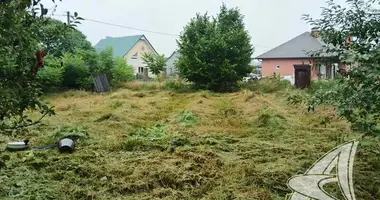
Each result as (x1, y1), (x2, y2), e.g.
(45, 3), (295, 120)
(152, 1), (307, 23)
(0, 0), (82, 133)
(305, 0), (380, 136)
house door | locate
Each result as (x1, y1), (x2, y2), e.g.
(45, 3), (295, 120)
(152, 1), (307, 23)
(294, 65), (311, 89)
(143, 67), (149, 80)
(326, 65), (332, 79)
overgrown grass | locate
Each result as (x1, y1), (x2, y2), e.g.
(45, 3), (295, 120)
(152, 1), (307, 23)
(307, 79), (339, 94)
(240, 77), (292, 93)
(0, 80), (379, 199)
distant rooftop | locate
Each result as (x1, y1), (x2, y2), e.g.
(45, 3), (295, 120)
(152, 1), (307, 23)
(256, 32), (325, 59)
(94, 35), (145, 57)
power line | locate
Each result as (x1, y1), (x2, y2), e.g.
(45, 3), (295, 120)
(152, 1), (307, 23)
(58, 14), (179, 37)
(55, 14), (273, 49)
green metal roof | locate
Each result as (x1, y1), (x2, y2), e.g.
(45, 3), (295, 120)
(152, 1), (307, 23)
(94, 35), (144, 57)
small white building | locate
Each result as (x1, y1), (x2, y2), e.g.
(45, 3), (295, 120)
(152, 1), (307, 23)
(165, 51), (179, 77)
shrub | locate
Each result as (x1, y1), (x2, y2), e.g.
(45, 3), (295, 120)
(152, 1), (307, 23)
(37, 61), (63, 87)
(61, 53), (93, 90)
(307, 79), (339, 94)
(177, 4), (253, 92)
(112, 57), (134, 86)
(286, 90), (309, 105)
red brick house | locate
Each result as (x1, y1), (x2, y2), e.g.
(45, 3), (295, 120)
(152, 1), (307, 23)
(255, 29), (347, 87)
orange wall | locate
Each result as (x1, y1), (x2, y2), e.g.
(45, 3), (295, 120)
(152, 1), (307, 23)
(262, 58), (318, 77)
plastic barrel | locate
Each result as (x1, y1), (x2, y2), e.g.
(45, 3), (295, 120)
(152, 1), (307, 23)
(58, 138), (75, 153)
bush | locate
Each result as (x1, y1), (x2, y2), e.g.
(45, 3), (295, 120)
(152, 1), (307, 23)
(40, 47), (135, 91)
(61, 53), (93, 90)
(37, 56), (63, 87)
(286, 90), (310, 105)
(112, 57), (134, 86)
(307, 79), (339, 94)
(177, 4), (253, 92)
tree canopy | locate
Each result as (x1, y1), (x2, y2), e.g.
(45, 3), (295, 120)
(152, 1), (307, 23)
(0, 0), (81, 133)
(177, 4), (253, 92)
(305, 0), (380, 136)
(40, 19), (94, 57)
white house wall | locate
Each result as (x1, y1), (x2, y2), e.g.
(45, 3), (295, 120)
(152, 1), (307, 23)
(165, 52), (179, 76)
(123, 37), (157, 78)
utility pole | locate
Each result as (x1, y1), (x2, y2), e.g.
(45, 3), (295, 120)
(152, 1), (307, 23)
(67, 11), (70, 25)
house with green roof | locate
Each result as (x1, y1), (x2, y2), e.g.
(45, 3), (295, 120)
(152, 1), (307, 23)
(94, 35), (157, 78)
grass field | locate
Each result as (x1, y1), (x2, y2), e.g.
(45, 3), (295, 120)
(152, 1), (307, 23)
(0, 81), (379, 199)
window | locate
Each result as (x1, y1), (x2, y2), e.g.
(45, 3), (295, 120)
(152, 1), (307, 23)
(276, 65), (280, 69)
(138, 67), (144, 74)
(131, 53), (138, 59)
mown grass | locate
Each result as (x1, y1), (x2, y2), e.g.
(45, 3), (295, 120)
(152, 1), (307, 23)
(0, 80), (379, 199)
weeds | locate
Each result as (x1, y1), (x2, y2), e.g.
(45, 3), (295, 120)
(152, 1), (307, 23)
(241, 77), (292, 93)
(286, 90), (309, 105)
(254, 108), (287, 129)
(178, 110), (197, 127)
(49, 125), (89, 141)
(163, 79), (192, 92)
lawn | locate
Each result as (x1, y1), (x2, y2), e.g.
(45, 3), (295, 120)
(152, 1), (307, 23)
(0, 81), (379, 200)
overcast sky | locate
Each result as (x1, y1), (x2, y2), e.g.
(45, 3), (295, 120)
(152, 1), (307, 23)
(45, 0), (346, 57)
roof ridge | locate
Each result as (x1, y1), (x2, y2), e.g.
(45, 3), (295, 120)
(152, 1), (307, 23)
(256, 31), (310, 58)
(94, 35), (145, 57)
(104, 34), (144, 39)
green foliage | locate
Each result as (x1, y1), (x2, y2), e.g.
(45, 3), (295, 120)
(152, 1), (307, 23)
(177, 4), (253, 92)
(61, 53), (93, 89)
(74, 48), (100, 73)
(142, 52), (166, 88)
(286, 90), (309, 106)
(0, 0), (82, 133)
(40, 19), (94, 57)
(37, 56), (63, 87)
(304, 0), (380, 136)
(49, 125), (89, 141)
(120, 123), (169, 151)
(141, 52), (166, 76)
(178, 110), (197, 127)
(97, 46), (114, 75)
(112, 57), (134, 85)
(42, 47), (134, 90)
(254, 108), (287, 130)
(163, 79), (192, 92)
(307, 79), (339, 94)
(240, 76), (291, 93)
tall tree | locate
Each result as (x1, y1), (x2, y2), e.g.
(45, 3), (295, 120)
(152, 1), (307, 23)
(40, 19), (94, 57)
(0, 0), (80, 133)
(305, 0), (380, 136)
(177, 4), (253, 92)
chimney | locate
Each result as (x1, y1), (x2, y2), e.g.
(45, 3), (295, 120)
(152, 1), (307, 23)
(311, 27), (320, 38)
